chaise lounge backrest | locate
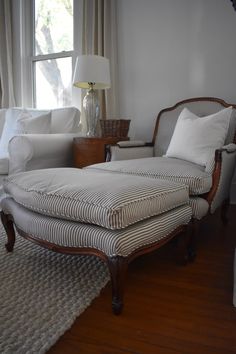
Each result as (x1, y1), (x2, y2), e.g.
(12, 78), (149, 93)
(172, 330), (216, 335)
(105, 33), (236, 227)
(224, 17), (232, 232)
(152, 97), (236, 213)
(94, 97), (236, 219)
(153, 97), (236, 157)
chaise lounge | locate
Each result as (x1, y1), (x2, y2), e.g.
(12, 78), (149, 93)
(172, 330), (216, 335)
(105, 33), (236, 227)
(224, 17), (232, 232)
(1, 168), (192, 314)
(1, 97), (235, 315)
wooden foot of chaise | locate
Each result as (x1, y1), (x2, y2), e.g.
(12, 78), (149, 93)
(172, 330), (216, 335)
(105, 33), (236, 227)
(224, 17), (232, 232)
(107, 256), (128, 315)
(187, 219), (198, 262)
(175, 223), (196, 265)
(1, 211), (16, 252)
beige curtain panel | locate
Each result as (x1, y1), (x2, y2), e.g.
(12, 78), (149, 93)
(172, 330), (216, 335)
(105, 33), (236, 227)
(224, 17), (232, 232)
(82, 0), (119, 122)
(0, 0), (15, 108)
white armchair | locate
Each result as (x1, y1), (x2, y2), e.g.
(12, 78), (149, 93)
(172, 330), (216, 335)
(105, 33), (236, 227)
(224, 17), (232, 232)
(0, 106), (84, 185)
(8, 133), (81, 175)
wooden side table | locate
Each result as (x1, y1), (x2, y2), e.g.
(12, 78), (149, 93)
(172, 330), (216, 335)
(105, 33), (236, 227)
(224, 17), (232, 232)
(73, 137), (128, 168)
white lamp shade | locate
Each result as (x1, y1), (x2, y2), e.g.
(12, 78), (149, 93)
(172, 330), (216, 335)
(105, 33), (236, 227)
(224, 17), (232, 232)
(73, 55), (111, 89)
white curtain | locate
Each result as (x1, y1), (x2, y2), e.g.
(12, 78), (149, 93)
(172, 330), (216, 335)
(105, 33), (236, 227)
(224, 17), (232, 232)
(82, 0), (119, 121)
(0, 0), (15, 108)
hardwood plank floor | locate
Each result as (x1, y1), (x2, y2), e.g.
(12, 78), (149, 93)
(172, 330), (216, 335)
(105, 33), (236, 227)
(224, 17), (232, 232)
(48, 206), (236, 354)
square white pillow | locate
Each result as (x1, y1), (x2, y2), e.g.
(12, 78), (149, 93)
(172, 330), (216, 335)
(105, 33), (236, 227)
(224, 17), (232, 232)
(13, 111), (51, 134)
(50, 107), (80, 133)
(0, 109), (51, 155)
(165, 106), (233, 167)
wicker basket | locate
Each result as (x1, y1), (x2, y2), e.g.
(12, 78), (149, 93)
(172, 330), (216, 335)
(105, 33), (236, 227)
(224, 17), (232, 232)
(100, 119), (131, 138)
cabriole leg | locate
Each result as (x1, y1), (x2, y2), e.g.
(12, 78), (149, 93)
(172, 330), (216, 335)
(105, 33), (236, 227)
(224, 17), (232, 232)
(175, 223), (197, 265)
(187, 219), (198, 262)
(175, 226), (189, 265)
(1, 211), (15, 252)
(107, 256), (128, 315)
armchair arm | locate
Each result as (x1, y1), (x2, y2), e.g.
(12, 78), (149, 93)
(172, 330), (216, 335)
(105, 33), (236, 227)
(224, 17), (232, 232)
(206, 144), (236, 213)
(108, 142), (154, 161)
(116, 140), (147, 147)
(8, 133), (84, 174)
(215, 143), (236, 154)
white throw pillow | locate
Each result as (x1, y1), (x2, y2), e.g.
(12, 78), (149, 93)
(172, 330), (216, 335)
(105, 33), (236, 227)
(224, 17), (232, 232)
(0, 109), (51, 155)
(165, 106), (233, 166)
(51, 107), (80, 133)
(13, 111), (51, 134)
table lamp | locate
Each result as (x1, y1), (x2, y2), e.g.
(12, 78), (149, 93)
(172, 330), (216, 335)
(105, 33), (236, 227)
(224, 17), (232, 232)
(73, 55), (111, 137)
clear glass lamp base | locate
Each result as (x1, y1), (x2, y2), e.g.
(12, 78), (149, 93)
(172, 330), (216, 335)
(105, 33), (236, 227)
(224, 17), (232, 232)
(83, 88), (100, 137)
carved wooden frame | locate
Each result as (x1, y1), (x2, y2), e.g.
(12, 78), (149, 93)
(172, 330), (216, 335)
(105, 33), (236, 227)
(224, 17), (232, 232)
(1, 210), (191, 315)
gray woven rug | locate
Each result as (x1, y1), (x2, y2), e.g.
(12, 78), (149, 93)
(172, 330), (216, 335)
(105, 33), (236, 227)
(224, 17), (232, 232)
(0, 224), (110, 354)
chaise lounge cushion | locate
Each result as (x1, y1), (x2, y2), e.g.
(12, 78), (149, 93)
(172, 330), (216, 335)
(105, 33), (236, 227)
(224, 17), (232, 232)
(86, 156), (212, 195)
(1, 197), (192, 257)
(3, 168), (189, 230)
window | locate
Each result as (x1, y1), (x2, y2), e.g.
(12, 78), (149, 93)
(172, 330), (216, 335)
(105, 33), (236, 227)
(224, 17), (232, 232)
(16, 0), (82, 108)
(33, 0), (73, 108)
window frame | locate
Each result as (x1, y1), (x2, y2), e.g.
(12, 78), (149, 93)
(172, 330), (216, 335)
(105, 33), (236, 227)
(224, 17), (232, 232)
(17, 0), (82, 108)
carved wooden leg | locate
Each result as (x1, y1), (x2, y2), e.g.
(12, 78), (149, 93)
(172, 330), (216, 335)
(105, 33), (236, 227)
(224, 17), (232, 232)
(1, 211), (15, 252)
(221, 198), (230, 225)
(175, 226), (190, 266)
(187, 219), (198, 262)
(107, 256), (128, 315)
(175, 223), (197, 265)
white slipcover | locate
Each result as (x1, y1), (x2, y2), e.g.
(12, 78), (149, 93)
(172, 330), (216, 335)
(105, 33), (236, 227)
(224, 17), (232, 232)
(0, 106), (83, 179)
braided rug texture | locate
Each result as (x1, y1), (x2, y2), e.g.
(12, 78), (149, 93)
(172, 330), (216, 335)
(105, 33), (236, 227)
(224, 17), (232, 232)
(0, 226), (110, 354)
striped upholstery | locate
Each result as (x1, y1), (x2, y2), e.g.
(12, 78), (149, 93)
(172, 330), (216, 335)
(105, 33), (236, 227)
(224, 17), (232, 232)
(205, 156), (215, 174)
(1, 197), (192, 257)
(86, 157), (212, 195)
(189, 197), (209, 220)
(110, 145), (154, 161)
(3, 168), (189, 230)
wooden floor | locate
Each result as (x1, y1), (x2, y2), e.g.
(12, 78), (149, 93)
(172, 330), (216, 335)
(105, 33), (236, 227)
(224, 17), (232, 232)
(48, 206), (236, 354)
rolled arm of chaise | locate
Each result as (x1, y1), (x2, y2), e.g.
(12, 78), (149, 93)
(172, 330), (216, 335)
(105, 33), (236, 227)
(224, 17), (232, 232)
(108, 140), (154, 161)
(8, 133), (83, 174)
(207, 143), (236, 213)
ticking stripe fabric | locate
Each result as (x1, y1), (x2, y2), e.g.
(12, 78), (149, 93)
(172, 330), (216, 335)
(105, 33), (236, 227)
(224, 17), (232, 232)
(86, 157), (212, 195)
(189, 197), (209, 220)
(2, 198), (192, 257)
(3, 168), (189, 230)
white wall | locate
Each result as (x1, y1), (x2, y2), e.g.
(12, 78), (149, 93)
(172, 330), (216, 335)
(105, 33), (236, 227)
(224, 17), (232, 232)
(117, 0), (236, 202)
